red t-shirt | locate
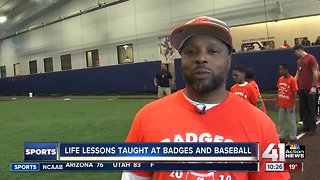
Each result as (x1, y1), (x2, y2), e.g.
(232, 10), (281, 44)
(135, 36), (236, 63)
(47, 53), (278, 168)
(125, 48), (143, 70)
(297, 54), (318, 90)
(125, 90), (289, 180)
(230, 82), (259, 105)
(249, 80), (267, 113)
(277, 75), (298, 108)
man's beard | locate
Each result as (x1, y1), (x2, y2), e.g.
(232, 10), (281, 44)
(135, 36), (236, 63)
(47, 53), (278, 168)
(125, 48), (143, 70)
(183, 69), (226, 94)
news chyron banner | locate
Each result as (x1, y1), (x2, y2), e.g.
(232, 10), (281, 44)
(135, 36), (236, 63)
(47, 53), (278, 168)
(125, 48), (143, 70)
(11, 142), (258, 171)
(10, 142), (304, 172)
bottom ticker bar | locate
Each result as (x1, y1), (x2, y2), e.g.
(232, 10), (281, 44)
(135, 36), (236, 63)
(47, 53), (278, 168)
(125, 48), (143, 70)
(11, 162), (259, 171)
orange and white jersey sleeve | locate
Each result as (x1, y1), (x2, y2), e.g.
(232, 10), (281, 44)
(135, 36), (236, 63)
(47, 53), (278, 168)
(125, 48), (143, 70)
(231, 83), (259, 105)
(248, 85), (259, 105)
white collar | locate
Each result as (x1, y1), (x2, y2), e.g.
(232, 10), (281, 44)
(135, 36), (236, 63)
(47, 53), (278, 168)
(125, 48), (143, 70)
(238, 81), (248, 87)
(183, 92), (219, 110)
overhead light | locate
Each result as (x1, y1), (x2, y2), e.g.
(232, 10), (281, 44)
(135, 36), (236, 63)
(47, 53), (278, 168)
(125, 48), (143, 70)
(123, 45), (129, 49)
(0, 16), (7, 23)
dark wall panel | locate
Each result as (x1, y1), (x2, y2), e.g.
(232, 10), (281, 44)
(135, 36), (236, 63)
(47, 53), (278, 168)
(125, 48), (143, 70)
(1, 46), (319, 96)
(0, 61), (161, 95)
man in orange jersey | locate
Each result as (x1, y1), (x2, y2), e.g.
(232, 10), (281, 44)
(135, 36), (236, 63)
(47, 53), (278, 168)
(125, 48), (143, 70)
(122, 16), (289, 180)
(245, 67), (267, 113)
(276, 63), (298, 144)
(230, 66), (259, 107)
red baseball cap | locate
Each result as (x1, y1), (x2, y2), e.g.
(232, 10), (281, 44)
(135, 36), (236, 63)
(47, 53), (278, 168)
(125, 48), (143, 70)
(169, 16), (232, 52)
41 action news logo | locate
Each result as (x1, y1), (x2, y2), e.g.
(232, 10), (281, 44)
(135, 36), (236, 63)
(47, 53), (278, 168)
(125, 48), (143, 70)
(262, 143), (305, 161)
(285, 144), (305, 159)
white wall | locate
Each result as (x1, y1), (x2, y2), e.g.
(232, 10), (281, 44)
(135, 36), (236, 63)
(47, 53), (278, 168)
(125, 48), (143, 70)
(231, 15), (320, 51)
(0, 0), (320, 77)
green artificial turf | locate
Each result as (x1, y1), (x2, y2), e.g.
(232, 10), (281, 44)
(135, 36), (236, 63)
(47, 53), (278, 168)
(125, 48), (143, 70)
(0, 98), (151, 180)
(267, 111), (301, 139)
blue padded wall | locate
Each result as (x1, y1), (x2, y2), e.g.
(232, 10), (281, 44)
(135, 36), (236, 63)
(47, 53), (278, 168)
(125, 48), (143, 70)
(0, 61), (161, 95)
(1, 46), (319, 95)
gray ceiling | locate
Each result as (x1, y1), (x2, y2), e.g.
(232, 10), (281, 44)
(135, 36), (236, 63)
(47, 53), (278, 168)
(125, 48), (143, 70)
(0, 0), (319, 40)
(0, 0), (68, 35)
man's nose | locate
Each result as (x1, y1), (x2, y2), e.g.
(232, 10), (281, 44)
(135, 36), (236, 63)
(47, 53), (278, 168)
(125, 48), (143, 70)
(195, 52), (208, 64)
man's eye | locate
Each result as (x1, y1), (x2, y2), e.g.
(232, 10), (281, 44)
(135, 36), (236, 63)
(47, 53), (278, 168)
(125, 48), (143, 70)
(208, 50), (219, 54)
(183, 49), (196, 55)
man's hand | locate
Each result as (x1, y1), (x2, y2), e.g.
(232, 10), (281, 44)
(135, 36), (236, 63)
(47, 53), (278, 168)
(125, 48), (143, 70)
(310, 87), (317, 94)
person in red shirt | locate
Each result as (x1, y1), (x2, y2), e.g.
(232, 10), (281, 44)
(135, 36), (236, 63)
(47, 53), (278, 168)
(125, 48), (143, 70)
(280, 40), (290, 48)
(122, 16), (289, 180)
(276, 63), (298, 143)
(230, 66), (259, 107)
(294, 44), (319, 135)
(245, 67), (267, 113)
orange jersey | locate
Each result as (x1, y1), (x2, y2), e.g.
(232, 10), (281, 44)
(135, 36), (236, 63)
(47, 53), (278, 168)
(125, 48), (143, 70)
(230, 82), (259, 105)
(125, 90), (289, 180)
(277, 75), (298, 108)
(248, 80), (267, 113)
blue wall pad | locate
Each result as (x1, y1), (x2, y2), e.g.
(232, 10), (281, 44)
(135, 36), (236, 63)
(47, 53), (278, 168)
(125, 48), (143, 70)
(0, 61), (161, 95)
